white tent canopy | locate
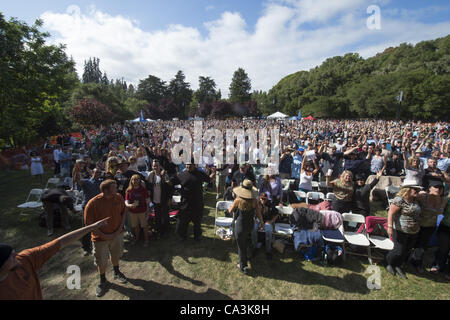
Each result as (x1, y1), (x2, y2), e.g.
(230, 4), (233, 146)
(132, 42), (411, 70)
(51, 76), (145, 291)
(267, 111), (289, 119)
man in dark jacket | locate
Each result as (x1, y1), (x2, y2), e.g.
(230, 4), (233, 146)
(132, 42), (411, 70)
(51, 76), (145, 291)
(170, 162), (214, 241)
(385, 151), (404, 176)
(352, 171), (382, 217)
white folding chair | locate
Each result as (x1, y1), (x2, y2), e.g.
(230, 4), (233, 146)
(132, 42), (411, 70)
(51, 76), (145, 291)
(281, 179), (291, 191)
(293, 190), (307, 202)
(276, 206), (294, 216)
(64, 177), (72, 187)
(306, 191), (325, 204)
(214, 201), (234, 243)
(342, 213), (372, 264)
(45, 178), (60, 189)
(18, 189), (44, 216)
(385, 186), (400, 206)
(172, 195), (181, 204)
(311, 181), (319, 190)
(273, 223), (294, 238)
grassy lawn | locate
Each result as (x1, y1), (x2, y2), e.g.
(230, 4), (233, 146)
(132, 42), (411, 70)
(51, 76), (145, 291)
(1, 169), (449, 300)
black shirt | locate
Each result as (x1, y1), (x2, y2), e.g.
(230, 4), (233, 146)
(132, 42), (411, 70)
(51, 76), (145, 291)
(171, 169), (210, 210)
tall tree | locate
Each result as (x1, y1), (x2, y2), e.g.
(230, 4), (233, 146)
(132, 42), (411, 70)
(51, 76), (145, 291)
(0, 14), (78, 147)
(136, 75), (167, 105)
(82, 57), (103, 84)
(195, 76), (219, 104)
(229, 68), (252, 104)
(168, 70), (193, 119)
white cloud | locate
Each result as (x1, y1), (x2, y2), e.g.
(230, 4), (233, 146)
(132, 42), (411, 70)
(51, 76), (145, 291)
(40, 1), (450, 96)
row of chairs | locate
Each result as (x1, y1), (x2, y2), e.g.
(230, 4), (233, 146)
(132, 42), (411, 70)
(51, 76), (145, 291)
(213, 201), (394, 265)
(281, 179), (327, 192)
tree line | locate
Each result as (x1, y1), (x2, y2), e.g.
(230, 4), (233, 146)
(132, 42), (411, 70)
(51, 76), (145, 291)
(1, 12), (449, 148)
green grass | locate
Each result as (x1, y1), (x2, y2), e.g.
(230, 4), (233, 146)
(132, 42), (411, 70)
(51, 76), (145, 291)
(1, 169), (449, 300)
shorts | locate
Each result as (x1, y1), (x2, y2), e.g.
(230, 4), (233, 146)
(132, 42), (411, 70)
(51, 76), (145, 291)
(129, 212), (148, 229)
(93, 234), (123, 269)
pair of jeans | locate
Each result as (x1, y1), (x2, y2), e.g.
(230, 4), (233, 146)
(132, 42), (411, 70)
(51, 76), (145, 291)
(386, 229), (419, 268)
(252, 221), (273, 253)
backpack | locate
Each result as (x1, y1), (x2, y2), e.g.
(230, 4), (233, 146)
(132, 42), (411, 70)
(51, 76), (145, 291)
(322, 244), (343, 266)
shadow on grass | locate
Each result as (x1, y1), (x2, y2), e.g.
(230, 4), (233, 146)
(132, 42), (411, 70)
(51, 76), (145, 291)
(108, 278), (232, 300)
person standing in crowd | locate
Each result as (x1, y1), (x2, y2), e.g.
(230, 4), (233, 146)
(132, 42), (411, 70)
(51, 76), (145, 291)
(58, 146), (71, 178)
(403, 148), (424, 185)
(136, 147), (148, 172)
(352, 171), (382, 216)
(411, 180), (447, 273)
(147, 160), (172, 238)
(369, 147), (386, 175)
(298, 157), (320, 193)
(169, 162), (214, 241)
(0, 218), (109, 299)
(423, 157), (448, 189)
(30, 151), (44, 183)
(279, 148), (293, 179)
(291, 148), (304, 190)
(73, 167), (103, 256)
(326, 170), (354, 213)
(386, 179), (423, 279)
(233, 163), (256, 186)
(386, 151), (404, 176)
(228, 179), (264, 274)
(318, 143), (344, 181)
(430, 194), (450, 280)
(84, 179), (128, 297)
(251, 193), (278, 260)
(125, 175), (150, 247)
(41, 188), (74, 236)
(53, 144), (61, 177)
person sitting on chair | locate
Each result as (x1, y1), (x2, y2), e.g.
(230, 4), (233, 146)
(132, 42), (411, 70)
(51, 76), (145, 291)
(251, 193), (279, 260)
(352, 171), (382, 217)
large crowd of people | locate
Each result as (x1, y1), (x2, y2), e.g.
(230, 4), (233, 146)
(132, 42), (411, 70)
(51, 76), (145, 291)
(1, 118), (449, 299)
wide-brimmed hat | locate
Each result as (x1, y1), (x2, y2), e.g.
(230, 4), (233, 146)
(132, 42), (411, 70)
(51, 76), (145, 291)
(400, 178), (423, 190)
(233, 179), (258, 200)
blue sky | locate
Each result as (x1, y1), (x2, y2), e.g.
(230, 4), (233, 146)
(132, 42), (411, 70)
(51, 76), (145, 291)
(1, 0), (449, 94)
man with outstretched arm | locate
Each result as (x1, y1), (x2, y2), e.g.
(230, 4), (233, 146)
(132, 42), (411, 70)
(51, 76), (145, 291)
(0, 217), (109, 300)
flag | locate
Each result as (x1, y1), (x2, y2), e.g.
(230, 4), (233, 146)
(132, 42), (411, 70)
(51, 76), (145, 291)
(140, 110), (144, 121)
(298, 109), (302, 120)
(397, 91), (403, 102)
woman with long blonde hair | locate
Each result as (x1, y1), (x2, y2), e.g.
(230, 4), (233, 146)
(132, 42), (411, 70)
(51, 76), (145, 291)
(105, 156), (119, 176)
(386, 179), (423, 279)
(325, 170), (354, 213)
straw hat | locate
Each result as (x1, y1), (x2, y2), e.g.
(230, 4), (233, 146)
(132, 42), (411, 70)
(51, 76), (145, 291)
(233, 179), (258, 200)
(400, 178), (423, 190)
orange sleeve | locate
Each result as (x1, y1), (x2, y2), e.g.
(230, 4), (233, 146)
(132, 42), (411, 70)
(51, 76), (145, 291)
(18, 239), (61, 272)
